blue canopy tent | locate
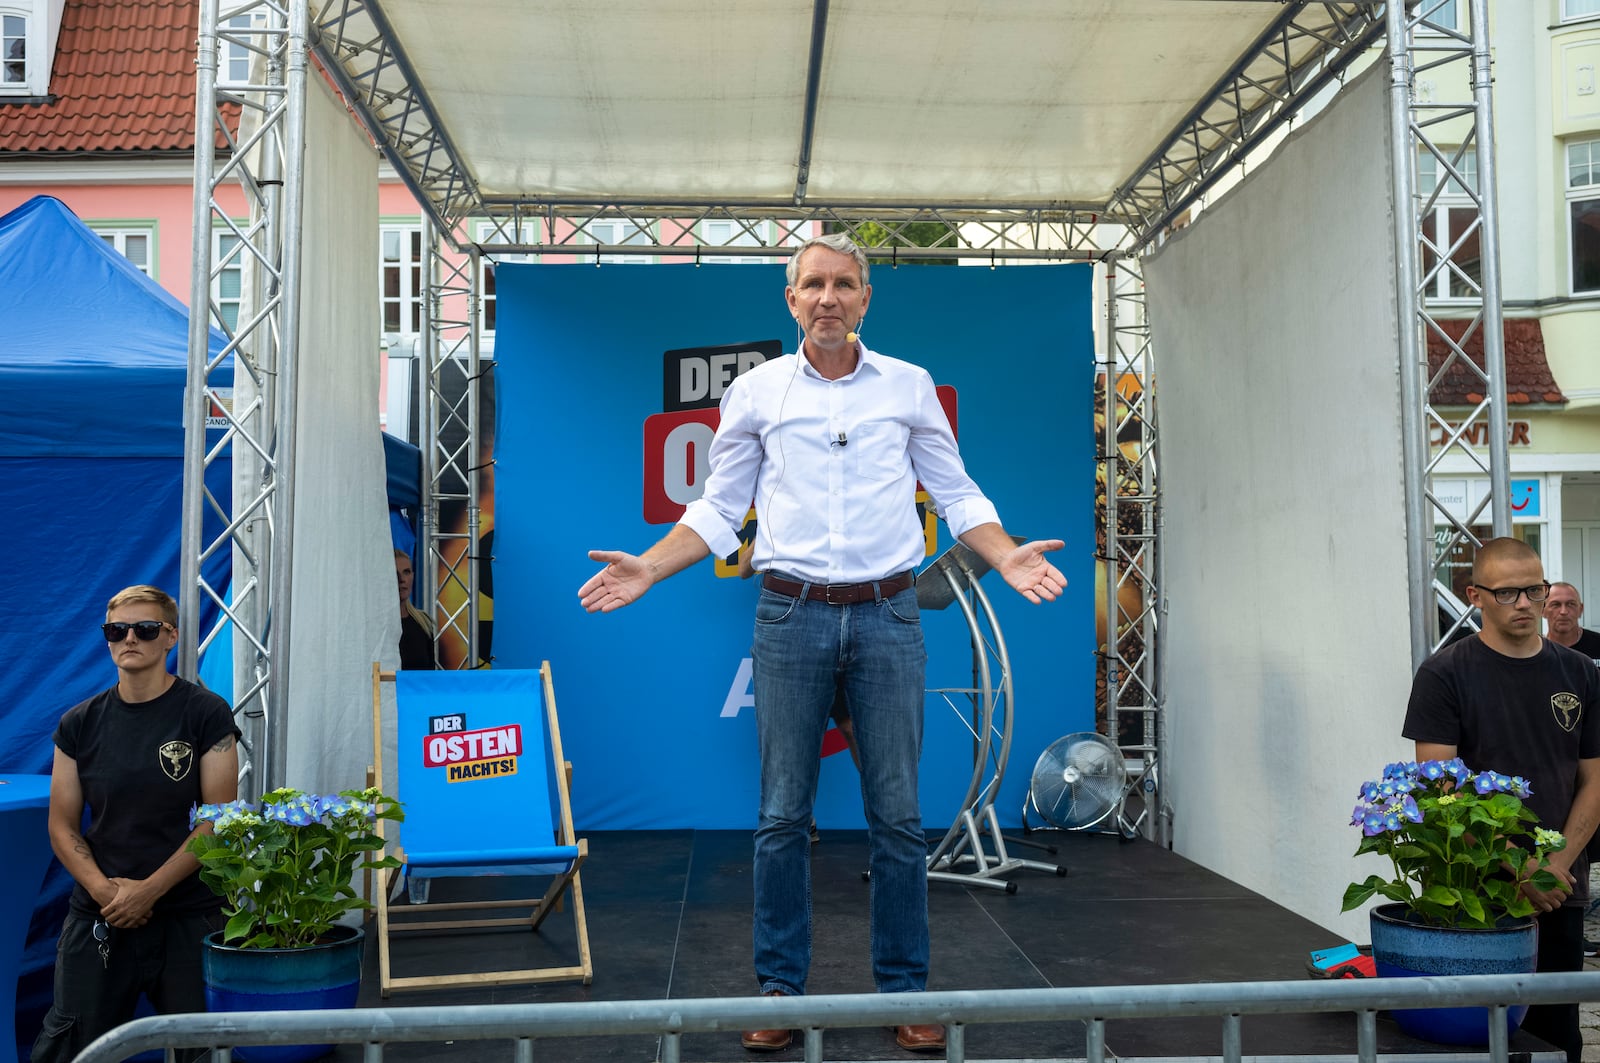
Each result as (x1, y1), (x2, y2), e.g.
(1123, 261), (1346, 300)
(0, 195), (233, 1061)
(383, 429), (422, 557)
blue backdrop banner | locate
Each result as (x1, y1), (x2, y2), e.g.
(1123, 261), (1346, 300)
(494, 262), (1093, 830)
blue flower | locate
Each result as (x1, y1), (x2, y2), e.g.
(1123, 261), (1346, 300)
(1383, 761), (1417, 781)
(264, 796), (319, 826)
(316, 795), (355, 819)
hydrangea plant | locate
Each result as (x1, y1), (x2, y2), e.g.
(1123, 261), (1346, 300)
(1342, 759), (1566, 929)
(188, 787), (404, 948)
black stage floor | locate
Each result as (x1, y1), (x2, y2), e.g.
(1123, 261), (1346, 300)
(335, 829), (1563, 1062)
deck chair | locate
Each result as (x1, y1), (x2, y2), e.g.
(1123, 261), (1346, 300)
(370, 662), (593, 995)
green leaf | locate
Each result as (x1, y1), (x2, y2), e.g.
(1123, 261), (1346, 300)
(223, 910), (258, 943)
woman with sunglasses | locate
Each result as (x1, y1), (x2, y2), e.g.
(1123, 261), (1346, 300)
(31, 585), (240, 1063)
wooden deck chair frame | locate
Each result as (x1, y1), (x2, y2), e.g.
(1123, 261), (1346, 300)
(370, 661), (593, 994)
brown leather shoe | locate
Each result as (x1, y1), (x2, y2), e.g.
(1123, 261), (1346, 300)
(741, 991), (794, 1052)
(740, 1026), (793, 1051)
(894, 1023), (947, 1052)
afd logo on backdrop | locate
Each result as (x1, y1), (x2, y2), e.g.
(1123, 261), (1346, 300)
(643, 340), (782, 533)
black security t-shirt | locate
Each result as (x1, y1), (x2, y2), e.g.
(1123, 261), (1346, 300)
(54, 677), (241, 916)
(1405, 637), (1600, 902)
(1572, 628), (1600, 660)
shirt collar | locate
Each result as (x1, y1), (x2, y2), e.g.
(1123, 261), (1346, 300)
(798, 342), (881, 382)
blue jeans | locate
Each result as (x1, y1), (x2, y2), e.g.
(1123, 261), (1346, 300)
(750, 576), (929, 996)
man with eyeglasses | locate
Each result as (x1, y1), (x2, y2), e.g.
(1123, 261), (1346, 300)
(1404, 538), (1600, 1063)
(1545, 582), (1600, 660)
(31, 585), (240, 1063)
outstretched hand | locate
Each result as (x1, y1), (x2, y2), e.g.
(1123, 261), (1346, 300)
(578, 550), (654, 613)
(997, 539), (1067, 604)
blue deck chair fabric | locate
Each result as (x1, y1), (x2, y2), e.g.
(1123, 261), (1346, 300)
(374, 662), (592, 993)
(395, 669), (579, 878)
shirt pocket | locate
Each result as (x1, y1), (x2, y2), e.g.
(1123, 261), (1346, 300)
(851, 419), (909, 482)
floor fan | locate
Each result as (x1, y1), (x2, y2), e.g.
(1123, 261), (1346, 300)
(1027, 732), (1128, 833)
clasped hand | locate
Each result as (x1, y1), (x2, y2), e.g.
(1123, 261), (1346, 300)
(99, 876), (159, 928)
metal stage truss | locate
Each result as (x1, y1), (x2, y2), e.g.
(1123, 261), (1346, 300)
(183, 0), (1506, 825)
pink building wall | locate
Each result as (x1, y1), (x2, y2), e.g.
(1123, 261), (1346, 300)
(0, 183), (251, 303)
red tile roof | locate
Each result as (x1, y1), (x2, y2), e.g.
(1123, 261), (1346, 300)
(1425, 318), (1565, 406)
(0, 0), (223, 155)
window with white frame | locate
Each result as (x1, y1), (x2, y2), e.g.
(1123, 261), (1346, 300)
(1562, 0), (1600, 21)
(1, 11), (26, 88)
(1414, 0), (1459, 33)
(1569, 137), (1600, 295)
(218, 13), (260, 87)
(381, 225), (424, 334)
(1417, 148), (1480, 302)
(700, 219), (769, 264)
(581, 219), (653, 264)
(93, 226), (156, 277)
(214, 230), (243, 331)
(475, 219), (540, 335)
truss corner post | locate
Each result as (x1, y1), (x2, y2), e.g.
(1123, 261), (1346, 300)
(419, 224), (483, 669)
(1387, 0), (1433, 669)
(180, 0), (222, 681)
(1390, 0), (1507, 668)
(1099, 252), (1162, 843)
(184, 0), (311, 797)
(1468, 0), (1509, 536)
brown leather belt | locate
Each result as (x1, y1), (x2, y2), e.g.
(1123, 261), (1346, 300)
(762, 571), (914, 605)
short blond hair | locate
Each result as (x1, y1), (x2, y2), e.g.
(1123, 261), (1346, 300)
(106, 585), (178, 628)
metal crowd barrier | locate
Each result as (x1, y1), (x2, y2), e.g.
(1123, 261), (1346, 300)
(75, 971), (1600, 1063)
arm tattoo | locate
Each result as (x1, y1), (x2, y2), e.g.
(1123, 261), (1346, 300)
(70, 832), (91, 860)
(210, 735), (235, 753)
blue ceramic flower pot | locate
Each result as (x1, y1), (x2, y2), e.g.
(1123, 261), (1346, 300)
(1368, 902), (1536, 1045)
(202, 924), (364, 1063)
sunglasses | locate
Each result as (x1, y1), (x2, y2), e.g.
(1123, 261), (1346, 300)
(101, 620), (172, 642)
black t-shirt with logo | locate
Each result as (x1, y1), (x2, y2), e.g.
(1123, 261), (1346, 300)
(1405, 636), (1600, 901)
(54, 677), (241, 916)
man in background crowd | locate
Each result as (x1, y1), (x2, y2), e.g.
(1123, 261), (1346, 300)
(1546, 582), (1600, 659)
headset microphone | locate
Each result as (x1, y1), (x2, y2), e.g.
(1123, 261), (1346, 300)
(846, 319), (862, 344)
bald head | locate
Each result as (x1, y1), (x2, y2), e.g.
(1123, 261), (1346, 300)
(1471, 537), (1540, 583)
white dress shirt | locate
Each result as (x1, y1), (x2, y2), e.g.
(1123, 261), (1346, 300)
(679, 344), (1000, 584)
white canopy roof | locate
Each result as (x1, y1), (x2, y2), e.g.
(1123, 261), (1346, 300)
(325, 0), (1378, 232)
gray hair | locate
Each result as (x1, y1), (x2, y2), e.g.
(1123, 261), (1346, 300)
(785, 233), (870, 287)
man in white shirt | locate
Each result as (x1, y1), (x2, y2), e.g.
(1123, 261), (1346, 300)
(579, 233), (1064, 1054)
